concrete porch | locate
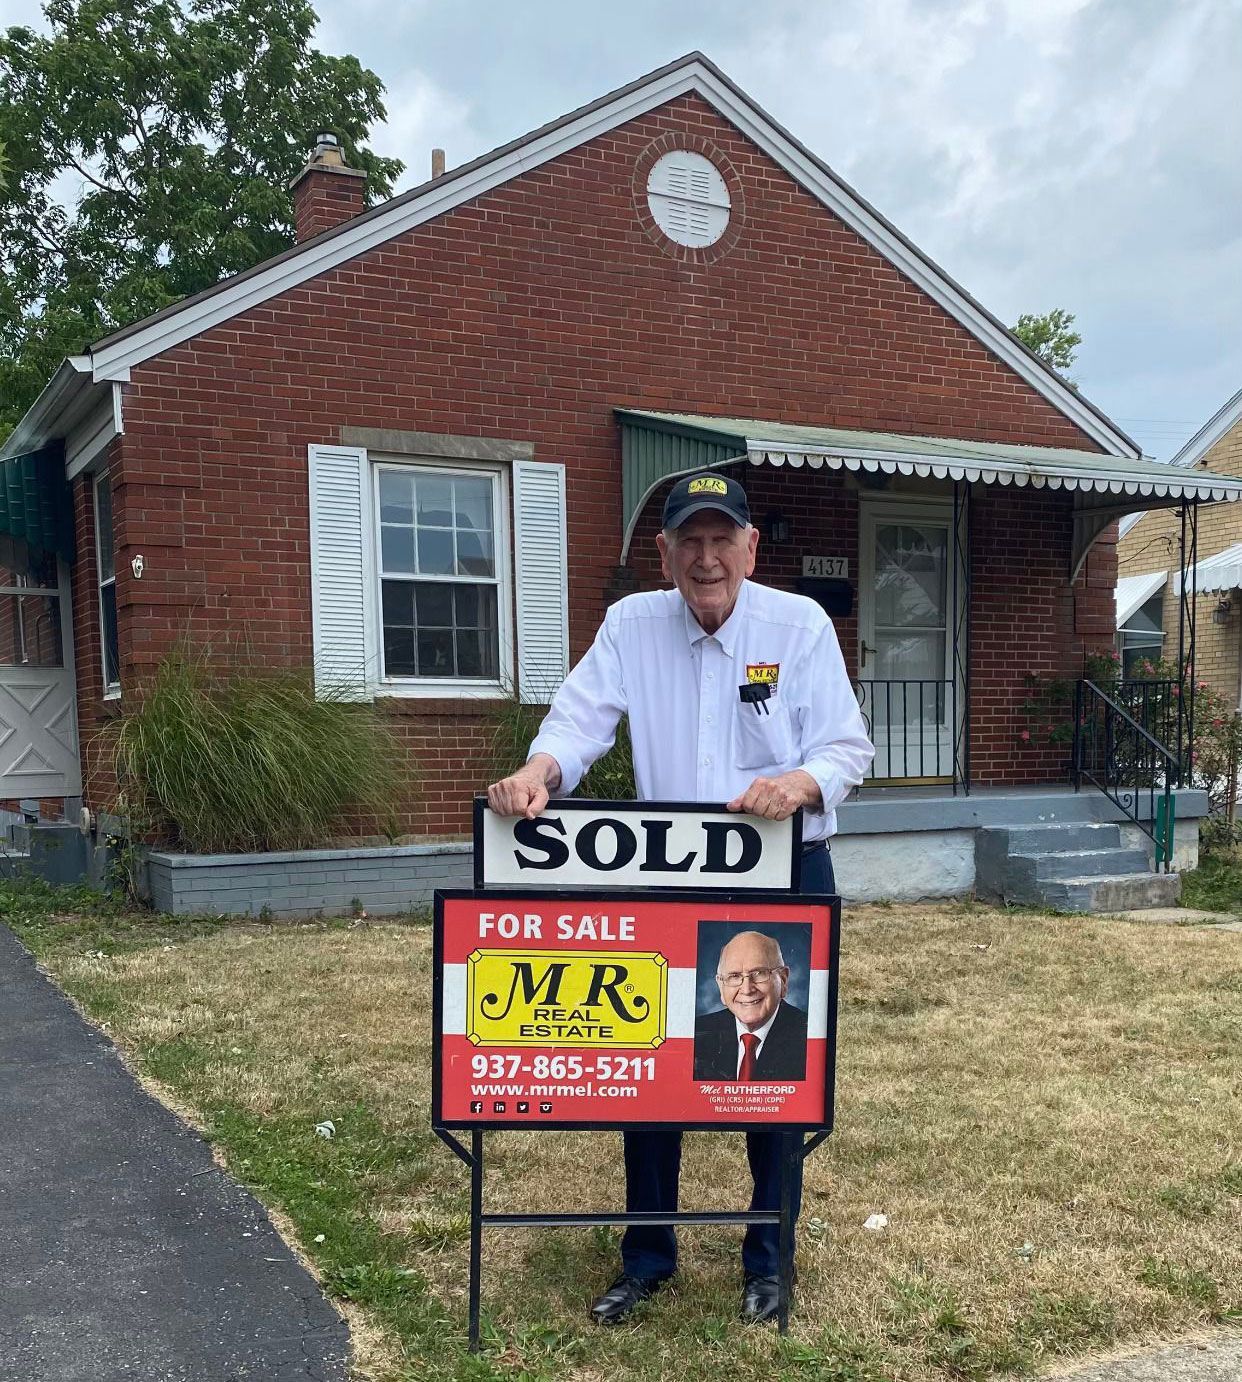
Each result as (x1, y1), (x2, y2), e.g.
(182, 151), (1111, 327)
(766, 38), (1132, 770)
(834, 783), (1206, 905)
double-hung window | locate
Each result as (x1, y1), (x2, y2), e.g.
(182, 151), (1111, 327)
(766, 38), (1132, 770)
(375, 461), (506, 687)
(308, 442), (565, 703)
(94, 473), (120, 695)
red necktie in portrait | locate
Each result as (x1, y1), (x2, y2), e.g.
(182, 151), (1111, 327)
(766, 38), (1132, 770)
(739, 1032), (759, 1081)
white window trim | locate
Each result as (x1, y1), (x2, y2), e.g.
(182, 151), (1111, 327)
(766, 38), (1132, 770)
(94, 471), (121, 699)
(369, 455), (514, 699)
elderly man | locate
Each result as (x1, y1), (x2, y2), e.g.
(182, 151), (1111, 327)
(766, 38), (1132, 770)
(488, 470), (873, 1325)
(694, 931), (806, 1082)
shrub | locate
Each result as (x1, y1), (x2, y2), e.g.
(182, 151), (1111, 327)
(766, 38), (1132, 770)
(486, 692), (636, 801)
(107, 651), (411, 853)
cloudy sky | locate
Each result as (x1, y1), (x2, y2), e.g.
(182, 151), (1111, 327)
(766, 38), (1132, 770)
(4, 0), (1239, 458)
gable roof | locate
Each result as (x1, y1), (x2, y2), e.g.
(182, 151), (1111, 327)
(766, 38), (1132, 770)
(13, 52), (1138, 459)
(1170, 386), (1242, 468)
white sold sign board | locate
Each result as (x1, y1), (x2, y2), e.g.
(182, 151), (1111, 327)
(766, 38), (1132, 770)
(474, 799), (803, 892)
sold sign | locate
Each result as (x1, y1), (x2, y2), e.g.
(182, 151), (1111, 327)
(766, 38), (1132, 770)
(474, 799), (802, 892)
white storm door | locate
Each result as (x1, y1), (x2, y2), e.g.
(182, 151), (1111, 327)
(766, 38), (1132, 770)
(0, 555), (81, 797)
(858, 502), (955, 782)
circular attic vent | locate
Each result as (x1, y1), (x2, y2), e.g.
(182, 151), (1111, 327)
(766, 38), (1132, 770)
(646, 151), (731, 248)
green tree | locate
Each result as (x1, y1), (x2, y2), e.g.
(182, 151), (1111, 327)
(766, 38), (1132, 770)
(1011, 307), (1082, 374)
(0, 0), (403, 439)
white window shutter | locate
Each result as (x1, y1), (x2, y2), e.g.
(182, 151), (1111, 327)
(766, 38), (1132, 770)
(308, 445), (377, 700)
(513, 460), (569, 704)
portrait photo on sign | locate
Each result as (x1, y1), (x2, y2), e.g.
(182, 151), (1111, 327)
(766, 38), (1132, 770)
(692, 921), (810, 1083)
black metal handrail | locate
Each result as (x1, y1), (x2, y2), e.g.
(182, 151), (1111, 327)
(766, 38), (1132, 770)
(1073, 679), (1177, 869)
(1116, 679), (1179, 771)
(854, 678), (958, 785)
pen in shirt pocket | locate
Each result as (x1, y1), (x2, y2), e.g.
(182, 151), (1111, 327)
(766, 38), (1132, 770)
(738, 682), (772, 715)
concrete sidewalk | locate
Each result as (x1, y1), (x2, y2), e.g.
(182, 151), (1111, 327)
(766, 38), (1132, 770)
(1051, 1333), (1242, 1381)
(0, 924), (350, 1381)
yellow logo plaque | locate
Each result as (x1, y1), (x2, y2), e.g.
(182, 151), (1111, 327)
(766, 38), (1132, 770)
(466, 949), (668, 1048)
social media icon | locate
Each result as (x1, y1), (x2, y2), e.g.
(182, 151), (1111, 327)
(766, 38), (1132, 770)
(517, 1101), (529, 1113)
(469, 1101), (483, 1114)
(539, 1102), (553, 1114)
(493, 1101), (506, 1114)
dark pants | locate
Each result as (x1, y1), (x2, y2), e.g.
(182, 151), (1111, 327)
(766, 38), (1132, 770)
(620, 842), (836, 1279)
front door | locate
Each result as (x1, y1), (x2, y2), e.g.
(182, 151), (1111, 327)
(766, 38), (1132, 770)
(0, 550), (81, 799)
(858, 501), (957, 783)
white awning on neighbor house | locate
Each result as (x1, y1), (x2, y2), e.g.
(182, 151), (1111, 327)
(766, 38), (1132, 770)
(1172, 542), (1242, 596)
(1116, 571), (1167, 627)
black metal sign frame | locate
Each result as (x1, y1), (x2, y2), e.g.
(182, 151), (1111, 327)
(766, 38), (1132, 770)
(433, 865), (839, 1347)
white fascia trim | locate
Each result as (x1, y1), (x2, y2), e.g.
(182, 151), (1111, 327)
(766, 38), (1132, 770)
(1169, 387), (1242, 468)
(692, 70), (1137, 460)
(745, 441), (1242, 501)
(83, 59), (1132, 460)
(66, 397), (119, 480)
(87, 67), (705, 381)
(0, 356), (93, 461)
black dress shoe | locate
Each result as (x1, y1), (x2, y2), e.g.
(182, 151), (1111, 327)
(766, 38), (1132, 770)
(590, 1273), (670, 1325)
(740, 1272), (785, 1324)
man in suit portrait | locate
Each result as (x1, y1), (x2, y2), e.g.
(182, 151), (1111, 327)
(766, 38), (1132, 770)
(694, 929), (807, 1082)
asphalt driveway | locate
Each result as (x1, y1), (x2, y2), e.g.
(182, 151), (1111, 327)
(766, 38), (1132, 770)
(0, 924), (349, 1382)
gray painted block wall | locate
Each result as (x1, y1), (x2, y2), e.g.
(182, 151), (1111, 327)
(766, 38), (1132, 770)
(145, 842), (474, 918)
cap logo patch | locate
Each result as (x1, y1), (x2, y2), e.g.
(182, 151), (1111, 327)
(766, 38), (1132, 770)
(746, 663), (779, 685)
(687, 476), (729, 496)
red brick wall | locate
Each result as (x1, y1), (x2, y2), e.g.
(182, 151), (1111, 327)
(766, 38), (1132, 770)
(969, 489), (1115, 782)
(84, 92), (1113, 835)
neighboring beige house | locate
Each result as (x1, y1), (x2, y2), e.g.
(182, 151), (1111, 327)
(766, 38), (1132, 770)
(1117, 388), (1242, 704)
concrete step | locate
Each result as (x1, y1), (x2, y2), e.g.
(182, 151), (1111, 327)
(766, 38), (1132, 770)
(993, 822), (1123, 853)
(0, 851), (33, 879)
(1021, 847), (1153, 881)
(1038, 871), (1182, 913)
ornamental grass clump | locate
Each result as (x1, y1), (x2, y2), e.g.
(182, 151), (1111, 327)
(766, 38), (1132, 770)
(485, 688), (636, 800)
(112, 653), (409, 853)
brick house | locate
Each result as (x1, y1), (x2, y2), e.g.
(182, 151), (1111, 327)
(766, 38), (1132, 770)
(3, 53), (1239, 906)
(1117, 389), (1242, 706)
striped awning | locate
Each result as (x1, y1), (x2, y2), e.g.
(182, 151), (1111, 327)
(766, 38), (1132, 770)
(621, 410), (1242, 498)
(616, 410), (1242, 570)
(0, 444), (75, 564)
(1173, 542), (1242, 596)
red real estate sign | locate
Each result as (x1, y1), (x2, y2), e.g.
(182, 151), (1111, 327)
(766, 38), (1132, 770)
(433, 890), (839, 1130)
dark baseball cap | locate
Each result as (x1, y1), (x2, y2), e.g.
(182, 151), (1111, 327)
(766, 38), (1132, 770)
(661, 472), (751, 530)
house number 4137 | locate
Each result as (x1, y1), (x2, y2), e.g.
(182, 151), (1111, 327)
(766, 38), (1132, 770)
(801, 555), (848, 578)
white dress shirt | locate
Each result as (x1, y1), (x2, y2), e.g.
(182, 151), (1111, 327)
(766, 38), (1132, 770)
(528, 579), (874, 839)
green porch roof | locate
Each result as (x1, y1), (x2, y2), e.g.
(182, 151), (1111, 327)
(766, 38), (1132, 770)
(616, 409), (1242, 568)
(0, 444), (75, 565)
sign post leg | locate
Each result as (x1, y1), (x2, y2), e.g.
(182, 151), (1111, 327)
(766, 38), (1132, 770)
(468, 1129), (484, 1353)
(777, 1131), (796, 1334)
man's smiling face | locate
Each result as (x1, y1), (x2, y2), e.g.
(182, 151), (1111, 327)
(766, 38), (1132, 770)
(656, 510), (758, 635)
(715, 931), (788, 1031)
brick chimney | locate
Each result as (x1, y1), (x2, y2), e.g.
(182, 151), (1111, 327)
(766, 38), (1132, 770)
(289, 132), (367, 241)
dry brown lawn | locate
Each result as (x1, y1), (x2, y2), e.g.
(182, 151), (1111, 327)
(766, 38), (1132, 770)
(25, 899), (1242, 1382)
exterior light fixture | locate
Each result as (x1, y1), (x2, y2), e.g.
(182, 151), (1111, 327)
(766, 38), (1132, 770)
(765, 510), (791, 544)
(1212, 596), (1231, 625)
